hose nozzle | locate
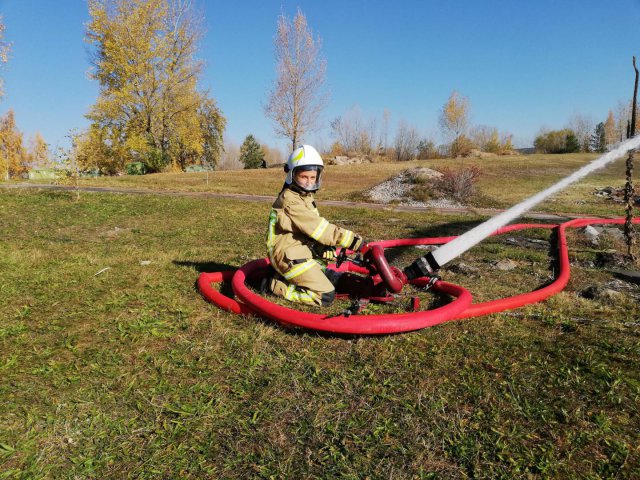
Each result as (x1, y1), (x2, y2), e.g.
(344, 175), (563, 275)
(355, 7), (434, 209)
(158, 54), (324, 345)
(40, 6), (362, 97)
(404, 251), (441, 281)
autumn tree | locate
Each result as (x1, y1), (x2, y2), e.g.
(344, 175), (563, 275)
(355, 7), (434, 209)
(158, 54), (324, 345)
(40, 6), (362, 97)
(261, 143), (284, 166)
(0, 109), (28, 179)
(567, 113), (595, 152)
(84, 0), (225, 174)
(0, 15), (10, 100)
(439, 91), (472, 157)
(603, 110), (617, 148)
(265, 9), (328, 151)
(239, 134), (265, 169)
(27, 132), (50, 168)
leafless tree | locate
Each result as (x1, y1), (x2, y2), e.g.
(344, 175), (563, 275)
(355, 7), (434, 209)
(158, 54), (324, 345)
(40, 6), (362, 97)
(567, 112), (595, 152)
(330, 105), (377, 154)
(394, 120), (420, 161)
(261, 143), (285, 166)
(604, 110), (617, 148)
(381, 109), (391, 153)
(265, 9), (328, 152)
(614, 100), (631, 142)
(218, 141), (242, 170)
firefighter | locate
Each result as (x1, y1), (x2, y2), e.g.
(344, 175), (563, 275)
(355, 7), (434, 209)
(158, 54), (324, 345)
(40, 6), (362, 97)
(265, 144), (366, 306)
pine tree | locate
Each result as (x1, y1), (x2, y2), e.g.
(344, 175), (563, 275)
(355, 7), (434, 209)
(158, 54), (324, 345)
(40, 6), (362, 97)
(565, 132), (580, 153)
(240, 135), (265, 169)
(590, 123), (606, 153)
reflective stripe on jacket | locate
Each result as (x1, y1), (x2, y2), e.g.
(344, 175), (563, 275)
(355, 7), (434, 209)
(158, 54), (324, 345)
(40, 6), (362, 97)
(266, 187), (357, 277)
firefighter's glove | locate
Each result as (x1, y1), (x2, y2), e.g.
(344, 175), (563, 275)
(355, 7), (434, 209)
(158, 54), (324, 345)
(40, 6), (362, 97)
(350, 235), (367, 252)
(321, 246), (337, 262)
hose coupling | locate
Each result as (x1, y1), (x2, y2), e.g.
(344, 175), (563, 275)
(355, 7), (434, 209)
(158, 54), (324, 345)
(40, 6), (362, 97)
(403, 252), (441, 281)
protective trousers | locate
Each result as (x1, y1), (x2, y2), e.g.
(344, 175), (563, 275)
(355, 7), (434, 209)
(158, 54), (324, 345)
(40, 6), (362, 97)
(269, 260), (335, 306)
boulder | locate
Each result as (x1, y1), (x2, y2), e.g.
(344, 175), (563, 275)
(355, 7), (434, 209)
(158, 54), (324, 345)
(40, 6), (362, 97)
(491, 259), (518, 271)
(582, 225), (600, 245)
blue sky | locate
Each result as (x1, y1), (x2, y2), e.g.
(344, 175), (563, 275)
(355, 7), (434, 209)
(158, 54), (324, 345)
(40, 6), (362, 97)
(1, 0), (639, 153)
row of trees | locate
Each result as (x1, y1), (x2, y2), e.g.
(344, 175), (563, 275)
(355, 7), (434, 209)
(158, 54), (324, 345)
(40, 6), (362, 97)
(1, 5), (637, 177)
(534, 106), (634, 154)
(327, 92), (514, 161)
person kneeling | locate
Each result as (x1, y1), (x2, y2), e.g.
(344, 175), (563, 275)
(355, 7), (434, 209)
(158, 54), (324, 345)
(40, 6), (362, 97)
(265, 145), (366, 306)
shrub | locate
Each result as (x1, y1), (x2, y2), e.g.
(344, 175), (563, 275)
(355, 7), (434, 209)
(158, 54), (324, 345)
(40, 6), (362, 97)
(144, 148), (169, 172)
(534, 129), (580, 153)
(449, 134), (475, 157)
(416, 139), (442, 159)
(434, 165), (482, 203)
(126, 161), (147, 175)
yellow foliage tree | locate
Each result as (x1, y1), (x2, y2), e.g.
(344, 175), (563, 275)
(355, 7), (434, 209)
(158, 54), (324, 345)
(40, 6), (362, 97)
(439, 91), (471, 157)
(84, 0), (225, 173)
(0, 109), (28, 179)
(440, 91), (470, 139)
(604, 110), (617, 147)
(28, 132), (50, 168)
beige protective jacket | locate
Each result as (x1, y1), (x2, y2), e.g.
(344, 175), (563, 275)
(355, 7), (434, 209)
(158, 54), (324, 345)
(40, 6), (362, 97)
(266, 187), (358, 277)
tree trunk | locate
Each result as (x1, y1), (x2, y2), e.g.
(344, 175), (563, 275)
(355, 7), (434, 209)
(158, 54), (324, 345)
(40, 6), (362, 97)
(624, 57), (639, 262)
(631, 56), (638, 137)
(624, 150), (636, 261)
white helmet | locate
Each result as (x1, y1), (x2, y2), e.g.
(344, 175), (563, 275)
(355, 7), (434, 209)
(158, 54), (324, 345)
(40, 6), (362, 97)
(284, 144), (324, 192)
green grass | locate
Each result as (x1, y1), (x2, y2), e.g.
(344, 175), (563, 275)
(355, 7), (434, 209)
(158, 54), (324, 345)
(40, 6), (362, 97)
(1, 158), (639, 478)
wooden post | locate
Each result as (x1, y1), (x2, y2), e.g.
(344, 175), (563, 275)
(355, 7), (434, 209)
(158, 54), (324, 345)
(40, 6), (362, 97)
(631, 56), (638, 137)
(623, 56), (638, 262)
(624, 150), (636, 262)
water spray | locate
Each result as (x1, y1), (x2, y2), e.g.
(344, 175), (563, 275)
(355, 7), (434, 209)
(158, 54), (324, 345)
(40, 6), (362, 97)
(404, 135), (640, 280)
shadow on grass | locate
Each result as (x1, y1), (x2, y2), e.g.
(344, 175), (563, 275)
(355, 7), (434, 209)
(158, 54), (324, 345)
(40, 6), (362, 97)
(382, 219), (486, 264)
(390, 218), (563, 294)
(178, 257), (415, 340)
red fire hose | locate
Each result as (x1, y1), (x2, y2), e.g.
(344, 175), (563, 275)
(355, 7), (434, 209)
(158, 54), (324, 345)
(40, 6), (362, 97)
(198, 217), (639, 335)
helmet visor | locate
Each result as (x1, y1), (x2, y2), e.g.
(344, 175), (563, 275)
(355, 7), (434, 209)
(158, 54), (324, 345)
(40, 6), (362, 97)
(292, 165), (323, 192)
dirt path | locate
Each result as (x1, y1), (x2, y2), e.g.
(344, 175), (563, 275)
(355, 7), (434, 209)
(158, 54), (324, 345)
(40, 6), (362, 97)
(1, 182), (593, 221)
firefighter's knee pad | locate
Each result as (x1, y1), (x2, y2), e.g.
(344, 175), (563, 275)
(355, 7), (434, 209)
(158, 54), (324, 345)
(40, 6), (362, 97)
(320, 289), (336, 306)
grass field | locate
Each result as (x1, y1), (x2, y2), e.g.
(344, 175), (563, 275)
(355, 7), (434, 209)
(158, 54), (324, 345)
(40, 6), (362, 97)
(1, 154), (639, 478)
(20, 152), (635, 216)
